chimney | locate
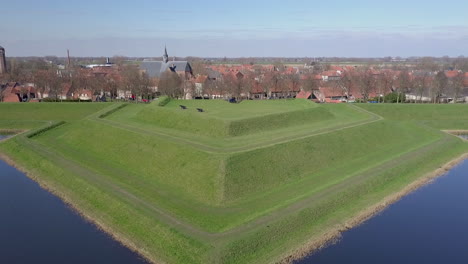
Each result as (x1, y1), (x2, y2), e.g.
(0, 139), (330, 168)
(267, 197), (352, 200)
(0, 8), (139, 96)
(106, 57), (110, 64)
(67, 49), (71, 68)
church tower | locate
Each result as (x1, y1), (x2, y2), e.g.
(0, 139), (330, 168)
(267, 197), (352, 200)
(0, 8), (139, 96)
(163, 46), (169, 63)
(0, 46), (6, 74)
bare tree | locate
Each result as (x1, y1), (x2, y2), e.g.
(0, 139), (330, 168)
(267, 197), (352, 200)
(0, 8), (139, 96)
(103, 75), (121, 101)
(262, 70), (285, 98)
(188, 59), (207, 77)
(112, 56), (128, 67)
(33, 70), (50, 99)
(417, 57), (440, 71)
(182, 78), (195, 99)
(377, 71), (395, 103)
(450, 71), (464, 103)
(89, 74), (106, 98)
(302, 73), (320, 92)
(397, 70), (412, 104)
(203, 78), (219, 99)
(222, 73), (245, 100)
(121, 65), (145, 101)
(355, 68), (377, 102)
(433, 71), (448, 103)
(76, 69), (89, 86)
(452, 57), (468, 72)
(158, 71), (183, 98)
(7, 59), (28, 83)
(412, 74), (425, 103)
(0, 88), (4, 102)
(285, 72), (301, 97)
(240, 71), (257, 99)
(47, 69), (64, 101)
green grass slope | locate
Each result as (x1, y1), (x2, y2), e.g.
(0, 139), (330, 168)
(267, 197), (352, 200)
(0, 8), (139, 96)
(0, 102), (110, 129)
(0, 137), (210, 264)
(34, 119), (223, 205)
(220, 135), (467, 264)
(359, 104), (468, 129)
(106, 102), (373, 152)
(222, 120), (443, 202)
(0, 102), (467, 264)
(134, 99), (333, 137)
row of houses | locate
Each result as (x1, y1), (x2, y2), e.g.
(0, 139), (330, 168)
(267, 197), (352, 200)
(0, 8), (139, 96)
(190, 64), (468, 103)
(2, 47), (468, 103)
(0, 82), (38, 102)
(0, 82), (95, 102)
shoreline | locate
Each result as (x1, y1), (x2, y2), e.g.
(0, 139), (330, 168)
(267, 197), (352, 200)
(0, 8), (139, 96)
(1, 148), (467, 264)
(0, 152), (156, 264)
(443, 130), (468, 142)
(278, 152), (468, 264)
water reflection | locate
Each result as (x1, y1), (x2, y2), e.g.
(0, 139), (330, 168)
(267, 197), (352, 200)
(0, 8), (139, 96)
(0, 134), (12, 140)
(0, 159), (148, 264)
(297, 159), (468, 264)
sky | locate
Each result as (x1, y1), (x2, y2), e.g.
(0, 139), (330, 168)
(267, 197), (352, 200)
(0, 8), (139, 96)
(1, 0), (468, 57)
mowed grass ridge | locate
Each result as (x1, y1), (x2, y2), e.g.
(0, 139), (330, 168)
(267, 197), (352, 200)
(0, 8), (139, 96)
(134, 99), (334, 137)
(30, 117), (439, 231)
(0, 101), (467, 264)
(0, 102), (110, 129)
(106, 102), (373, 152)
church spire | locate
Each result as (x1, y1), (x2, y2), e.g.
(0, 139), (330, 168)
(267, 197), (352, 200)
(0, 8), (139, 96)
(163, 45), (169, 63)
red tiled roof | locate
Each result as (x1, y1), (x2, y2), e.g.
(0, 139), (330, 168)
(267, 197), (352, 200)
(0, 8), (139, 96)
(296, 90), (312, 99)
(321, 70), (340, 77)
(319, 86), (344, 97)
(329, 66), (346, 72)
(250, 82), (264, 94)
(445, 70), (459, 78)
(2, 85), (21, 102)
(1, 83), (38, 102)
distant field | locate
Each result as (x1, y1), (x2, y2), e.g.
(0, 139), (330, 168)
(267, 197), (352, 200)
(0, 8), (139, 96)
(0, 101), (467, 264)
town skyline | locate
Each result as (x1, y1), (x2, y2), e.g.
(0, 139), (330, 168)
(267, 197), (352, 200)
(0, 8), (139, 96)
(2, 0), (468, 57)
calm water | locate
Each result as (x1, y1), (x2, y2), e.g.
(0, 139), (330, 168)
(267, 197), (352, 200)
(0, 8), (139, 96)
(458, 134), (468, 140)
(297, 159), (468, 264)
(0, 134), (12, 140)
(0, 159), (148, 264)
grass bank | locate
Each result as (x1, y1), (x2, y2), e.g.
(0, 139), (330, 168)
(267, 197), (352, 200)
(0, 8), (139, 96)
(134, 99), (331, 137)
(0, 101), (467, 264)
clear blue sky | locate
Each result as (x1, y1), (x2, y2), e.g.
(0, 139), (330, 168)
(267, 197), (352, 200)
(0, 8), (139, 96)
(1, 0), (468, 57)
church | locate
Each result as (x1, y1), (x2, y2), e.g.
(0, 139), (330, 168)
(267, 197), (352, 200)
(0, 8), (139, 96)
(140, 47), (193, 79)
